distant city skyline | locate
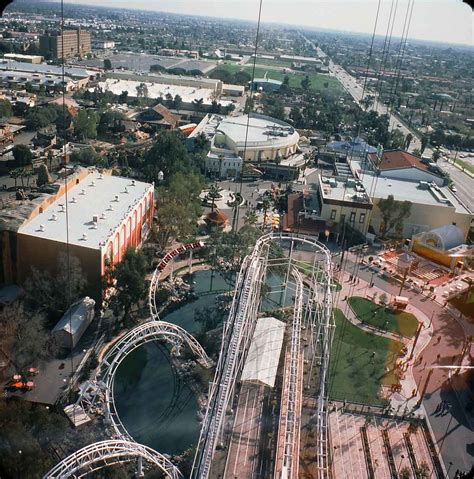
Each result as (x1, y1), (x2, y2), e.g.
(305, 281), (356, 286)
(61, 0), (473, 46)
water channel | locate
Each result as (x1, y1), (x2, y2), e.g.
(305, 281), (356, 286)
(113, 268), (293, 455)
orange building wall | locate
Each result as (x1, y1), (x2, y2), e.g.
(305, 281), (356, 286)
(412, 240), (459, 269)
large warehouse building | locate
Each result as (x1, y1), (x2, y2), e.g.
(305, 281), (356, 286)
(0, 168), (153, 297)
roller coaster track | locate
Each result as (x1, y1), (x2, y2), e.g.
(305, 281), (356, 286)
(43, 440), (180, 479)
(192, 233), (334, 479)
(50, 242), (210, 478)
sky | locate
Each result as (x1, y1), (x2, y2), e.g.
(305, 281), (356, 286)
(63, 0), (473, 46)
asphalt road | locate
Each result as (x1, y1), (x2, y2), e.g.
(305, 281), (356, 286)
(437, 158), (473, 212)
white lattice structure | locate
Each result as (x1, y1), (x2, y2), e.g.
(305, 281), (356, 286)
(192, 233), (334, 479)
(43, 440), (181, 479)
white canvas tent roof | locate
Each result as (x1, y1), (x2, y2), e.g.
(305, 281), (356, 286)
(241, 316), (285, 388)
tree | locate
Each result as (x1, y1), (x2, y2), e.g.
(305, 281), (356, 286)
(0, 98), (12, 117)
(12, 144), (33, 167)
(207, 184), (221, 212)
(432, 148), (441, 162)
(420, 134), (428, 154)
(193, 98), (204, 112)
(24, 253), (87, 323)
(118, 90), (128, 103)
(244, 96), (255, 114)
(73, 109), (98, 141)
(36, 163), (52, 187)
(232, 71), (251, 85)
(360, 95), (374, 111)
(173, 94), (183, 112)
(379, 293), (388, 307)
(144, 130), (193, 184)
(103, 58), (112, 70)
(377, 194), (412, 237)
(111, 248), (147, 318)
(415, 462), (430, 479)
(243, 209), (258, 226)
(9, 167), (22, 188)
(301, 75), (311, 91)
(399, 467), (411, 479)
(262, 197), (271, 229)
(155, 172), (203, 250)
(405, 133), (413, 150)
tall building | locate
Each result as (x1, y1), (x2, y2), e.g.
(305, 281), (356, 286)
(40, 28), (91, 59)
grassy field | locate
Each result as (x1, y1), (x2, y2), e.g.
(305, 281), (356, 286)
(328, 309), (404, 405)
(212, 63), (344, 96)
(455, 159), (474, 175)
(348, 296), (419, 338)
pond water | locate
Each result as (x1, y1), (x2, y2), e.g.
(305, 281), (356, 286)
(113, 270), (230, 455)
(113, 267), (293, 455)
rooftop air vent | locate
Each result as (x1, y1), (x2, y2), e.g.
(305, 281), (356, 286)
(101, 212), (106, 219)
(91, 181), (96, 187)
(99, 174), (103, 180)
(108, 204), (114, 211)
(124, 187), (128, 194)
(115, 194), (119, 202)
(80, 189), (86, 195)
(82, 233), (88, 241)
(93, 214), (99, 223)
(131, 180), (136, 186)
(72, 197), (77, 203)
(51, 213), (57, 221)
(39, 224), (45, 232)
(59, 203), (65, 212)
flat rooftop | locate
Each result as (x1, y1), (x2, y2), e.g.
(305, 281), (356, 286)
(319, 174), (372, 205)
(360, 173), (470, 214)
(98, 78), (231, 106)
(217, 114), (299, 147)
(0, 59), (89, 79)
(19, 173), (153, 250)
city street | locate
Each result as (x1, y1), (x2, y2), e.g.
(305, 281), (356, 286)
(438, 157), (473, 211)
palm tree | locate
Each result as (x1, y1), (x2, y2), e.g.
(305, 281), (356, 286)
(243, 210), (258, 226)
(10, 168), (21, 189)
(207, 184), (222, 212)
(405, 133), (413, 150)
(262, 197), (271, 229)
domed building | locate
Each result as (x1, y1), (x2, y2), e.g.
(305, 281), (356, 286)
(411, 224), (472, 270)
(213, 114), (299, 162)
(189, 113), (300, 178)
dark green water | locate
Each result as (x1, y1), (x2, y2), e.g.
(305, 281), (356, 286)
(113, 270), (231, 455)
(113, 268), (292, 455)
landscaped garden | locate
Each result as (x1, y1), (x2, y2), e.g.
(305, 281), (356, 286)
(328, 309), (404, 405)
(348, 296), (420, 338)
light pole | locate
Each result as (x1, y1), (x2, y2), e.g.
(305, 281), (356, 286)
(397, 454), (405, 477)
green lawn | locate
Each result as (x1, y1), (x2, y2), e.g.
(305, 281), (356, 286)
(296, 261), (341, 290)
(348, 296), (419, 338)
(328, 309), (404, 405)
(211, 63), (344, 96)
(454, 159), (474, 175)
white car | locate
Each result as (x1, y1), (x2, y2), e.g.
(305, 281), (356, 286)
(449, 184), (457, 192)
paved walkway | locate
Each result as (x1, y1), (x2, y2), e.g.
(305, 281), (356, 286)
(336, 270), (434, 415)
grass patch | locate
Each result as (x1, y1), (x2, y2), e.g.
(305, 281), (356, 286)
(454, 159), (474, 175)
(328, 309), (404, 405)
(296, 261), (342, 290)
(211, 63), (343, 96)
(348, 296), (419, 338)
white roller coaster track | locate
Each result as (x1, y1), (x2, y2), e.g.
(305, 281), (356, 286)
(192, 233), (334, 479)
(50, 242), (210, 478)
(43, 440), (181, 479)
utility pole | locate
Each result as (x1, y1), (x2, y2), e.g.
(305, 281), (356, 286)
(398, 265), (409, 296)
(409, 323), (423, 361)
(415, 369), (433, 409)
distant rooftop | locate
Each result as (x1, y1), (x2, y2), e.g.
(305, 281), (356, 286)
(369, 149), (430, 172)
(19, 172), (153, 251)
(0, 59), (90, 79)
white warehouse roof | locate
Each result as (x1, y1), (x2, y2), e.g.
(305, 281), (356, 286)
(19, 172), (153, 250)
(241, 316), (285, 388)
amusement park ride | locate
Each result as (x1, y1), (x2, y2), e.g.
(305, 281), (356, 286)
(43, 233), (335, 479)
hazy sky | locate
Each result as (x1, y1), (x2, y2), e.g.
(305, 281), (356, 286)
(64, 0), (473, 45)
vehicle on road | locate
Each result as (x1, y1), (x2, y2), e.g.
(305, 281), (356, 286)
(449, 184), (457, 192)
